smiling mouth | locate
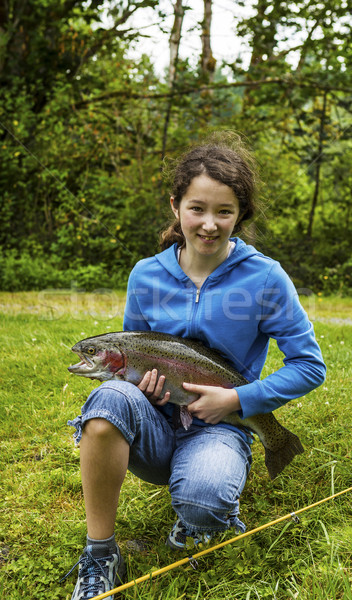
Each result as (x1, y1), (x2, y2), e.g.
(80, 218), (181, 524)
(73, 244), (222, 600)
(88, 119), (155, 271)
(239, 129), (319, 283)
(198, 235), (218, 241)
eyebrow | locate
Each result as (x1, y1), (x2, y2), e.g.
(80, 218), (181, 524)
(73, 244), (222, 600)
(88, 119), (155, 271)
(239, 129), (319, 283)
(187, 199), (236, 207)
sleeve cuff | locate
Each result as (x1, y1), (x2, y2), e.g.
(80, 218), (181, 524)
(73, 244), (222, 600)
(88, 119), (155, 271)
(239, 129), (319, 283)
(234, 380), (266, 419)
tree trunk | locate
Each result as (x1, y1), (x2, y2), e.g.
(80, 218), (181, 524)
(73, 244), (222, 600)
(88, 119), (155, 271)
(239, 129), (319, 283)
(242, 0), (278, 108)
(161, 1), (185, 161)
(168, 0), (185, 87)
(306, 91), (328, 239)
(200, 0), (216, 84)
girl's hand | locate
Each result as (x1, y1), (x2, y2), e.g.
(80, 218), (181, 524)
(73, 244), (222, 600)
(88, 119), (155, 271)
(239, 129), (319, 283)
(138, 369), (170, 405)
(183, 383), (241, 424)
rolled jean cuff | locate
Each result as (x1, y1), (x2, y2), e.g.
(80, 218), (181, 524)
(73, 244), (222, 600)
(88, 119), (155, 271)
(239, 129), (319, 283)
(228, 511), (246, 534)
(180, 513), (246, 535)
(67, 415), (83, 445)
(173, 498), (246, 535)
(67, 409), (134, 446)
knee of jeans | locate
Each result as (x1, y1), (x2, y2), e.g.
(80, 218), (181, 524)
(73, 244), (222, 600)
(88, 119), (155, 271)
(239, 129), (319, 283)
(170, 479), (236, 531)
(80, 381), (146, 445)
(83, 382), (138, 422)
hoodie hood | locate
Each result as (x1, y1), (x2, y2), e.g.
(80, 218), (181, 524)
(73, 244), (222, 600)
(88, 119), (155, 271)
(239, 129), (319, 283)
(154, 238), (260, 282)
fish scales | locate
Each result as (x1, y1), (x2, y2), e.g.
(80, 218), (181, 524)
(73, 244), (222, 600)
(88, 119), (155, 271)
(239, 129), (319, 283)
(127, 350), (237, 390)
(122, 332), (248, 388)
(68, 330), (304, 479)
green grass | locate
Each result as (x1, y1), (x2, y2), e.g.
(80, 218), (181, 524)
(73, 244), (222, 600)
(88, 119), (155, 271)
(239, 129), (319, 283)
(0, 292), (352, 599)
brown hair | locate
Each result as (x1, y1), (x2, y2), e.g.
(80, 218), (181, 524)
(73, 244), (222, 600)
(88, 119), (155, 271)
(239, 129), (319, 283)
(160, 131), (259, 250)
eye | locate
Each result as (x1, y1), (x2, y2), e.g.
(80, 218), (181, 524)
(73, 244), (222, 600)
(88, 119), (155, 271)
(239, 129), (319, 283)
(86, 347), (96, 355)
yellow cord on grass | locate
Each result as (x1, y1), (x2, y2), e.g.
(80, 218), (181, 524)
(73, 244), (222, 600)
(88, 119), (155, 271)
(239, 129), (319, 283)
(87, 486), (352, 600)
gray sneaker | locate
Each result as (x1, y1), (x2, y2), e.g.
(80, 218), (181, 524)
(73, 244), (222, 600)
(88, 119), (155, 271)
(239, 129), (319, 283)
(166, 518), (212, 550)
(62, 544), (126, 600)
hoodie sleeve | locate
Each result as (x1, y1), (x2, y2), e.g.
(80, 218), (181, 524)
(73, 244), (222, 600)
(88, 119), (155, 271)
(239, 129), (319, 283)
(123, 265), (151, 332)
(235, 262), (326, 419)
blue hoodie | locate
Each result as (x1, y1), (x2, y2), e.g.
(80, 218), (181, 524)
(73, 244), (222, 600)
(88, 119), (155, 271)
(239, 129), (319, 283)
(123, 238), (326, 422)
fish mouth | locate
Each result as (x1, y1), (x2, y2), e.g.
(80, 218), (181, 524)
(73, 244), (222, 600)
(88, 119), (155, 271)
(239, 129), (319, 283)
(68, 348), (125, 381)
(68, 352), (95, 373)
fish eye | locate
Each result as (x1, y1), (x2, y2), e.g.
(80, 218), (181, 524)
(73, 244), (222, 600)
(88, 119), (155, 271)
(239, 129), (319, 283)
(86, 346), (96, 355)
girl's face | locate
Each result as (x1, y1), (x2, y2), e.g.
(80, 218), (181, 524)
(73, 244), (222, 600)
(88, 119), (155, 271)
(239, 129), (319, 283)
(170, 174), (241, 258)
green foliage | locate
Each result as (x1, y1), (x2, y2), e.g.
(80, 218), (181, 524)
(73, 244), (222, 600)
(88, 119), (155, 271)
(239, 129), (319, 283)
(0, 1), (352, 292)
(0, 294), (352, 599)
(0, 250), (129, 291)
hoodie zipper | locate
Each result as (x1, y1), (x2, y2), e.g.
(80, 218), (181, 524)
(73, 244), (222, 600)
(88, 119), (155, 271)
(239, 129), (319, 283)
(188, 284), (202, 338)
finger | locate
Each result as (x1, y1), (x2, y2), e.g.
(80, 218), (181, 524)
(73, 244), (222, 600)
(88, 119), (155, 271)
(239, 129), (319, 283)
(149, 373), (168, 403)
(137, 371), (152, 392)
(152, 374), (166, 398)
(187, 398), (203, 413)
(145, 369), (158, 394)
(154, 390), (171, 406)
(182, 381), (208, 394)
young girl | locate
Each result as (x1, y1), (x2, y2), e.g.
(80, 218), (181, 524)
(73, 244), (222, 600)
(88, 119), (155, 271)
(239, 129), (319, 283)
(67, 132), (326, 600)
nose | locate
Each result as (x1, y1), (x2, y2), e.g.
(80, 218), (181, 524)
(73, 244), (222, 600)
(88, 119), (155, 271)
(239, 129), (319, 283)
(202, 214), (217, 233)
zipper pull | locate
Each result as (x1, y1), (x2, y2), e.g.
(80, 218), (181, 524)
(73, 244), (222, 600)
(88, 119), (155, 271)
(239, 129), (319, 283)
(195, 289), (200, 303)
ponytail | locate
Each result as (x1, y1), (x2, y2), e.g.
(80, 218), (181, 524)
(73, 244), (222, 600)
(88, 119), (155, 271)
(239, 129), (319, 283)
(160, 219), (185, 251)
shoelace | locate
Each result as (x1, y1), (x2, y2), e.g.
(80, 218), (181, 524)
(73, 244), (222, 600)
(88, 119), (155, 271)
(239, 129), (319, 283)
(60, 547), (114, 596)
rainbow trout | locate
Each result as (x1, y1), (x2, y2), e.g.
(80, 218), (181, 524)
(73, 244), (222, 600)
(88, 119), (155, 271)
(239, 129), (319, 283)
(68, 330), (304, 479)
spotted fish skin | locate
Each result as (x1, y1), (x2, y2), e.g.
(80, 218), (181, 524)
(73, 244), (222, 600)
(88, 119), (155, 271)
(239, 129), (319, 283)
(68, 331), (304, 479)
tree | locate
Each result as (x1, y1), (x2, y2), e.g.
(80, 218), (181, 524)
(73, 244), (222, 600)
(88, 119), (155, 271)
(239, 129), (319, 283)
(168, 0), (185, 87)
(1, 0), (352, 293)
(200, 0), (216, 84)
(0, 0), (163, 287)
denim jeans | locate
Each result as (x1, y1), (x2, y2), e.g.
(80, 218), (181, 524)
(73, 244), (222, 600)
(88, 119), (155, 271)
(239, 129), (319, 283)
(68, 381), (252, 534)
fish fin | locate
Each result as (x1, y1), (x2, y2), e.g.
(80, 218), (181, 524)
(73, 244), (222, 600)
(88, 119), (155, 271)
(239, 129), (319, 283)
(180, 406), (193, 431)
(264, 429), (304, 479)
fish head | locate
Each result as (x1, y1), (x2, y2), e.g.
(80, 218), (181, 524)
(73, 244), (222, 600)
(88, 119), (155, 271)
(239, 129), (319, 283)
(68, 333), (126, 381)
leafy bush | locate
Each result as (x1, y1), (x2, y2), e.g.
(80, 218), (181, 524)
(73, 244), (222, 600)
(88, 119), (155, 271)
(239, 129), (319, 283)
(0, 251), (64, 291)
(0, 251), (127, 292)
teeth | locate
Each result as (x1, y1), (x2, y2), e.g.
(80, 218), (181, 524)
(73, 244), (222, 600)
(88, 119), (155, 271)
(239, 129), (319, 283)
(78, 353), (94, 368)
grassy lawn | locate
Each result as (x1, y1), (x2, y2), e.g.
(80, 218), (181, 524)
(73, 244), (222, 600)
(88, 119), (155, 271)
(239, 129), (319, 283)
(0, 292), (351, 599)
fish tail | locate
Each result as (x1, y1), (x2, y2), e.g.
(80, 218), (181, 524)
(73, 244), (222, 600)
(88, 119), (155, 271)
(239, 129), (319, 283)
(264, 429), (304, 479)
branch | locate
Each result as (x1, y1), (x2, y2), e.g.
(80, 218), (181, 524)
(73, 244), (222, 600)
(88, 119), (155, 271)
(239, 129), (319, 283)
(295, 19), (321, 73)
(77, 3), (158, 68)
(72, 77), (352, 108)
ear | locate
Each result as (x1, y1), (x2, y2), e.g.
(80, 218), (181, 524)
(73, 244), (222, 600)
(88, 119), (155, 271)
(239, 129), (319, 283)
(170, 196), (179, 219)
